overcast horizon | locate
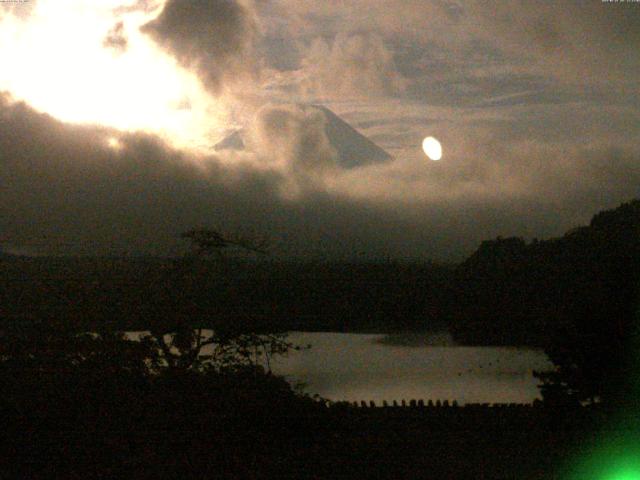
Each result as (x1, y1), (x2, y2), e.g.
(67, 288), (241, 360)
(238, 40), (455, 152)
(1, 0), (639, 261)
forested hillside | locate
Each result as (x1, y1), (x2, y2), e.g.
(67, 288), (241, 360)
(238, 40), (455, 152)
(449, 199), (640, 347)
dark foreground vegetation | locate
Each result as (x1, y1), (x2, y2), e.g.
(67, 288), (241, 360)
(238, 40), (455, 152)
(1, 199), (639, 478)
(0, 254), (451, 334)
(451, 199), (640, 407)
(2, 200), (637, 343)
(4, 382), (623, 479)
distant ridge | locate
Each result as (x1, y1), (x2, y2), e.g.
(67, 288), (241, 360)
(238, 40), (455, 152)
(214, 104), (392, 169)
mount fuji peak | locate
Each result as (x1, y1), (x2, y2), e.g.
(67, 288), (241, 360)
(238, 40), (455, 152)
(214, 104), (392, 169)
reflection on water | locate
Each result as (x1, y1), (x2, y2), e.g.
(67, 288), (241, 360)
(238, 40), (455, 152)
(270, 332), (553, 405)
(376, 331), (456, 347)
(125, 330), (553, 405)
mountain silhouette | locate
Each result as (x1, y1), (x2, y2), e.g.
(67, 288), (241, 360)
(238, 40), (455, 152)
(214, 104), (392, 169)
(450, 199), (640, 349)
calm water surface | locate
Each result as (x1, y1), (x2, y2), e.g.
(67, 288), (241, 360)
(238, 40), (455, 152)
(127, 331), (553, 405)
(270, 332), (553, 405)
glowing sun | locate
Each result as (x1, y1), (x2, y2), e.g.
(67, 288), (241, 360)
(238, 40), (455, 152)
(422, 136), (442, 161)
(0, 1), (227, 151)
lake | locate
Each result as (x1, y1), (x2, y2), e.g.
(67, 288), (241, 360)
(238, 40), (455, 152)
(270, 332), (553, 405)
(127, 331), (553, 405)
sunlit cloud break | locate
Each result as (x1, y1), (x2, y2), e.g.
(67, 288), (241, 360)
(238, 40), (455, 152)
(0, 0), (229, 151)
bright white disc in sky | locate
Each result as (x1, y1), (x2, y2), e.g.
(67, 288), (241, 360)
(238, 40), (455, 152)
(422, 136), (442, 161)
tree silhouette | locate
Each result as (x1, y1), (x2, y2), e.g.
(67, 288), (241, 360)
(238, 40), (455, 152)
(534, 200), (640, 406)
(445, 199), (640, 405)
(0, 227), (298, 400)
(138, 227), (296, 375)
(181, 227), (269, 257)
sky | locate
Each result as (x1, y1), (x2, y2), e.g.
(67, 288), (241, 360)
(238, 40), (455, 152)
(0, 0), (639, 260)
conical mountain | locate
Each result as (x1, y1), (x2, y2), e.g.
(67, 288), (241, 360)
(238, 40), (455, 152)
(214, 104), (392, 168)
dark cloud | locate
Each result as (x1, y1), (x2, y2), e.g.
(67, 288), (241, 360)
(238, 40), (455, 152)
(141, 0), (258, 95)
(353, 116), (435, 130)
(298, 33), (408, 99)
(367, 132), (419, 149)
(253, 104), (338, 175)
(467, 0), (640, 85)
(218, 104), (393, 177)
(468, 106), (640, 146)
(438, 0), (465, 23)
(271, 0), (639, 106)
(259, 35), (301, 71)
(0, 98), (426, 258)
(1, 2), (638, 261)
(2, 92), (637, 262)
(103, 21), (128, 54)
(0, 92), (281, 255)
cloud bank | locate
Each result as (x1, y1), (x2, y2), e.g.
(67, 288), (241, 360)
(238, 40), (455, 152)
(0, 1), (638, 260)
(298, 33), (408, 99)
(2, 91), (638, 260)
(142, 0), (259, 95)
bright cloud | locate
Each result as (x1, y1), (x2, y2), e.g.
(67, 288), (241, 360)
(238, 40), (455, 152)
(0, 0), (229, 151)
(0, 0), (638, 260)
